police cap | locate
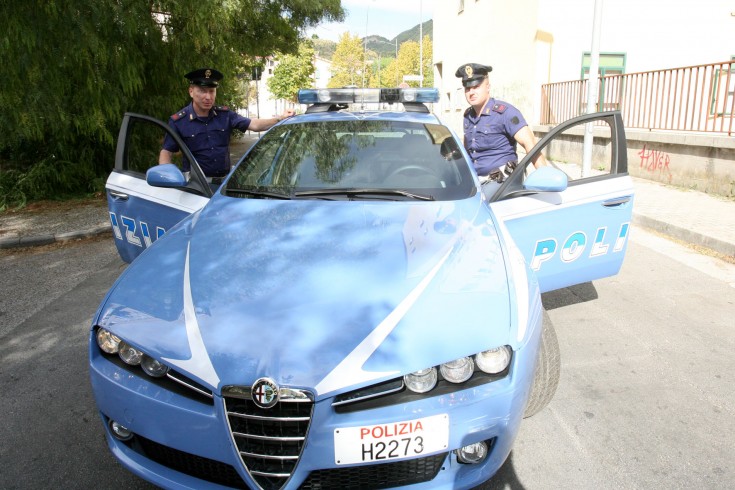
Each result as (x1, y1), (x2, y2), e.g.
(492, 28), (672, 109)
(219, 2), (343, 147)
(455, 63), (492, 88)
(185, 68), (223, 87)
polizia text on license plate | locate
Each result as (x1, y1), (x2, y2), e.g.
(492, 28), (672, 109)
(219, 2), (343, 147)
(333, 414), (449, 465)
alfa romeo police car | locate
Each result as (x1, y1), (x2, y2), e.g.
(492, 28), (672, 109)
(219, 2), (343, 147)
(91, 87), (633, 489)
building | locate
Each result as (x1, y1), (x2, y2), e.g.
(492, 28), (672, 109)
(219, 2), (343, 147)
(432, 0), (734, 131)
(431, 0), (735, 196)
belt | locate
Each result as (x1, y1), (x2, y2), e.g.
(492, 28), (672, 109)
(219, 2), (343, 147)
(482, 161), (518, 184)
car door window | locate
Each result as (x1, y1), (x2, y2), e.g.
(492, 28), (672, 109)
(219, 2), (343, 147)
(490, 111), (628, 202)
(120, 118), (180, 175)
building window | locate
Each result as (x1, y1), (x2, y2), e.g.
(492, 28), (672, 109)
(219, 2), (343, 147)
(454, 88), (464, 111)
(580, 52), (626, 79)
(711, 59), (734, 116)
(581, 52), (626, 111)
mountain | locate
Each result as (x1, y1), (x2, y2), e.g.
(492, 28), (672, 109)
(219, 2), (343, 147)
(366, 20), (433, 58)
(311, 20), (433, 60)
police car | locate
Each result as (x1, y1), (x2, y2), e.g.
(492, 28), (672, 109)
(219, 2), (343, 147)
(92, 87), (633, 489)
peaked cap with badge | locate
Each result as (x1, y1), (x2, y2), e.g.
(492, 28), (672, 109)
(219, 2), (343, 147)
(185, 68), (223, 87)
(455, 63), (493, 88)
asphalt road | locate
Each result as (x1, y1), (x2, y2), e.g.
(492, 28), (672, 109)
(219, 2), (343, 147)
(0, 231), (733, 489)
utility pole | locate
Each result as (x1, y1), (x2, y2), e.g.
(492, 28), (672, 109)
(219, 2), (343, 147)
(582, 0), (603, 178)
(419, 0), (423, 87)
(362, 5), (370, 89)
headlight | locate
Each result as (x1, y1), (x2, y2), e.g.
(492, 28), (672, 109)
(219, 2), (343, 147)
(475, 346), (512, 374)
(404, 368), (438, 393)
(96, 328), (121, 354)
(118, 341), (143, 365)
(440, 356), (474, 383)
(141, 355), (169, 377)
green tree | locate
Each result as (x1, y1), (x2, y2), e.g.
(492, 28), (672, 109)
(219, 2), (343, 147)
(327, 33), (365, 88)
(381, 35), (434, 88)
(267, 41), (317, 103)
(0, 0), (343, 208)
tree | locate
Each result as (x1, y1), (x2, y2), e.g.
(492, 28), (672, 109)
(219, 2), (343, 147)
(381, 35), (434, 89)
(267, 41), (317, 103)
(327, 33), (365, 88)
(0, 0), (343, 208)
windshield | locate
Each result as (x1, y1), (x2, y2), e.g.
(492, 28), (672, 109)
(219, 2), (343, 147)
(225, 120), (475, 201)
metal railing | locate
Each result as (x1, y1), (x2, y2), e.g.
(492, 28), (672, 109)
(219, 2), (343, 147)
(541, 61), (735, 135)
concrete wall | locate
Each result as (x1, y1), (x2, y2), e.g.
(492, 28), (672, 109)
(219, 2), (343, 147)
(532, 125), (735, 197)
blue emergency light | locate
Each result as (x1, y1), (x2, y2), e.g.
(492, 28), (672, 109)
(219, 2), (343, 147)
(297, 87), (440, 105)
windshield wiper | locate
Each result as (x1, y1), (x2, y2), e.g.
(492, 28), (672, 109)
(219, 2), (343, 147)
(225, 188), (292, 199)
(293, 188), (435, 201)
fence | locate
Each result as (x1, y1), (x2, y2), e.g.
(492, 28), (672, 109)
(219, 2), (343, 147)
(540, 61), (735, 136)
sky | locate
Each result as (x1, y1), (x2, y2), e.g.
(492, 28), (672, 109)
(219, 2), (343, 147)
(306, 0), (437, 42)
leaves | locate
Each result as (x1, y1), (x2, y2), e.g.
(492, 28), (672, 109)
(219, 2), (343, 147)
(328, 33), (366, 88)
(0, 0), (343, 205)
(267, 41), (317, 102)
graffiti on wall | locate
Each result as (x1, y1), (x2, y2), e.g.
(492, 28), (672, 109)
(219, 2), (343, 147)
(638, 144), (672, 181)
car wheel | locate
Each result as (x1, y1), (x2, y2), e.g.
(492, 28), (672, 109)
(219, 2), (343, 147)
(524, 310), (561, 418)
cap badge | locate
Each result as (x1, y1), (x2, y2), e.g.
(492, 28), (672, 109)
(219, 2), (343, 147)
(205, 69), (212, 79)
(465, 65), (473, 77)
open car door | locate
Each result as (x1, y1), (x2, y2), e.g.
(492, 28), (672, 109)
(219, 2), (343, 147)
(106, 113), (212, 263)
(488, 111), (634, 293)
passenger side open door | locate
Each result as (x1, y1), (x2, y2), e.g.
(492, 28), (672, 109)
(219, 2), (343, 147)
(488, 111), (634, 293)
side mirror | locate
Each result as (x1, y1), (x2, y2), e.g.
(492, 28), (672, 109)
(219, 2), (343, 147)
(146, 164), (187, 188)
(523, 166), (568, 193)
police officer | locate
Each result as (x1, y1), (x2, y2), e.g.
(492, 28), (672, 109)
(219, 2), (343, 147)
(455, 63), (546, 185)
(158, 68), (294, 184)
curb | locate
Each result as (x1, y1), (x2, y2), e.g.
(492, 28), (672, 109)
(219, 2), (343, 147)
(632, 215), (735, 258)
(0, 226), (112, 250)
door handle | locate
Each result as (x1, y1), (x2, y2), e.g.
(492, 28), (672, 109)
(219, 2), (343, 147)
(602, 196), (631, 207)
(109, 190), (129, 201)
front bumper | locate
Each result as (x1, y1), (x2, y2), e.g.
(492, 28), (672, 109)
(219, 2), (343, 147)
(89, 322), (542, 490)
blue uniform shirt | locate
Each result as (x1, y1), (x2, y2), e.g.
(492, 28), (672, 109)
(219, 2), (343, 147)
(162, 103), (252, 177)
(463, 98), (527, 176)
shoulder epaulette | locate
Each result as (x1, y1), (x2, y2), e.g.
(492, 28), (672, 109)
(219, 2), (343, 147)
(171, 109), (187, 121)
(463, 107), (472, 117)
(216, 105), (230, 112)
(491, 103), (507, 114)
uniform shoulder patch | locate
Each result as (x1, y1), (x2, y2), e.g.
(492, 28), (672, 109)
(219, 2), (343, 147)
(171, 110), (186, 121)
(216, 105), (230, 112)
(491, 103), (507, 114)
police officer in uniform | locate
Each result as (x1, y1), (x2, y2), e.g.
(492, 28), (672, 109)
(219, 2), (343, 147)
(455, 63), (546, 186)
(158, 68), (294, 184)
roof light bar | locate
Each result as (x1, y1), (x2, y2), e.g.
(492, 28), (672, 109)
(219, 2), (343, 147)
(297, 88), (439, 105)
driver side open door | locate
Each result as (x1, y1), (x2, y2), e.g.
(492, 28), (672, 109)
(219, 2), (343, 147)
(106, 113), (212, 263)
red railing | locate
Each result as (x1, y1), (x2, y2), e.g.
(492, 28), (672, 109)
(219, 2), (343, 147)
(541, 61), (735, 135)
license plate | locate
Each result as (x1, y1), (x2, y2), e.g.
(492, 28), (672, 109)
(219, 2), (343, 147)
(334, 414), (449, 465)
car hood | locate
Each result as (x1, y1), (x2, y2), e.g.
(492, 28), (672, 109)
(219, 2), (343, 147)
(97, 196), (514, 398)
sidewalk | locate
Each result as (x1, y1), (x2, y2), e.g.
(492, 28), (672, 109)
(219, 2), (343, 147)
(1, 178), (734, 259)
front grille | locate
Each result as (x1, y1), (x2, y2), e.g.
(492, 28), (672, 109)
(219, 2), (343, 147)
(225, 392), (314, 490)
(136, 434), (247, 488)
(300, 452), (447, 489)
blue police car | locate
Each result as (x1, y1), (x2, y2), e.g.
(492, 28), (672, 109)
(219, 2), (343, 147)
(92, 87), (633, 489)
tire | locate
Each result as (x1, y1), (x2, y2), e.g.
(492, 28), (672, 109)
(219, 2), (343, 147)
(523, 310), (561, 418)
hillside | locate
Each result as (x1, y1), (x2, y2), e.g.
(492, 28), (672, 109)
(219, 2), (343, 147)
(312, 19), (433, 60)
